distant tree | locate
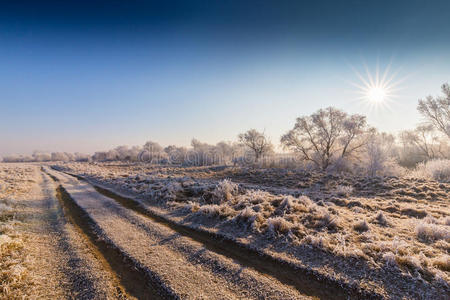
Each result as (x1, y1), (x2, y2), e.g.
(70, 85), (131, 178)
(32, 151), (51, 162)
(51, 152), (70, 162)
(238, 129), (273, 162)
(114, 146), (131, 160)
(417, 83), (450, 139)
(164, 145), (187, 164)
(364, 132), (398, 177)
(281, 107), (372, 170)
(140, 141), (164, 163)
(215, 141), (234, 165)
(92, 152), (107, 161)
(400, 125), (447, 161)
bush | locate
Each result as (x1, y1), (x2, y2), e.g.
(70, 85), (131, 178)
(267, 217), (293, 234)
(335, 185), (353, 197)
(415, 222), (449, 242)
(212, 179), (239, 203)
(374, 211), (388, 226)
(412, 159), (450, 182)
(353, 219), (369, 232)
(234, 207), (258, 223)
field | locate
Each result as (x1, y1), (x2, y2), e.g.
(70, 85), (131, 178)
(1, 162), (449, 299)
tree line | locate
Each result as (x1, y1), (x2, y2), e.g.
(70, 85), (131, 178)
(3, 83), (449, 175)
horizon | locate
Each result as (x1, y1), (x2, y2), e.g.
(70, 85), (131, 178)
(1, 0), (450, 156)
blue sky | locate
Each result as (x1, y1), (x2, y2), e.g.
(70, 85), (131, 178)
(1, 0), (449, 156)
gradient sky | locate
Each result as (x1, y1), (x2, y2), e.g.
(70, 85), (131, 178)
(1, 0), (450, 156)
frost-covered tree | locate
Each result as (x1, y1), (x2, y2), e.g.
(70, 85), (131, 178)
(164, 145), (187, 164)
(51, 152), (70, 162)
(74, 152), (90, 162)
(400, 124), (444, 160)
(281, 107), (372, 170)
(417, 83), (450, 139)
(92, 152), (107, 161)
(140, 141), (164, 163)
(399, 125), (448, 164)
(32, 151), (51, 162)
(363, 132), (400, 176)
(238, 129), (273, 162)
(190, 139), (216, 165)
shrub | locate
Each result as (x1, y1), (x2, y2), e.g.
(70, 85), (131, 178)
(412, 159), (450, 182)
(313, 208), (339, 229)
(335, 185), (353, 197)
(198, 204), (221, 216)
(374, 211), (388, 226)
(353, 219), (369, 232)
(246, 190), (270, 204)
(433, 255), (450, 272)
(198, 204), (235, 218)
(298, 195), (315, 208)
(267, 217), (293, 234)
(234, 207), (257, 223)
(212, 179), (239, 203)
(415, 222), (449, 242)
(303, 235), (328, 249)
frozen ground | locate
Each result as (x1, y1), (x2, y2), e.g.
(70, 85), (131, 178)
(53, 161), (449, 299)
(1, 161), (448, 299)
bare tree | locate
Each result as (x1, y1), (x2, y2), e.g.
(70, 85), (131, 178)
(281, 107), (371, 170)
(417, 83), (450, 139)
(238, 129), (273, 162)
(400, 125), (446, 161)
(364, 132), (397, 177)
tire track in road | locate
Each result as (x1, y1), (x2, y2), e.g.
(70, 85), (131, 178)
(44, 170), (171, 300)
(31, 170), (131, 299)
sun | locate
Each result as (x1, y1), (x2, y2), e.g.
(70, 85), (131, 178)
(348, 60), (406, 110)
(367, 86), (387, 103)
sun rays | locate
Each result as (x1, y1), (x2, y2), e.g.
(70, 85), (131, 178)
(348, 59), (408, 112)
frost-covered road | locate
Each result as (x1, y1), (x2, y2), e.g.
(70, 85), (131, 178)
(6, 167), (127, 299)
(43, 167), (313, 299)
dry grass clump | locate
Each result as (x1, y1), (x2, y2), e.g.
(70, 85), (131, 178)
(198, 204), (235, 218)
(335, 185), (354, 197)
(382, 251), (397, 266)
(302, 234), (328, 249)
(278, 196), (310, 214)
(0, 165), (37, 298)
(267, 217), (293, 234)
(234, 207), (257, 222)
(233, 207), (265, 231)
(432, 255), (450, 272)
(311, 208), (339, 230)
(212, 179), (239, 203)
(415, 222), (449, 242)
(395, 255), (423, 272)
(373, 211), (388, 226)
(0, 229), (32, 298)
(246, 189), (271, 204)
(353, 219), (369, 232)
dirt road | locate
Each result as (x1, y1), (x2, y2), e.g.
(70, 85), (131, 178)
(32, 166), (324, 300)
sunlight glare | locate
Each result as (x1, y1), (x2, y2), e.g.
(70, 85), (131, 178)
(367, 86), (386, 102)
